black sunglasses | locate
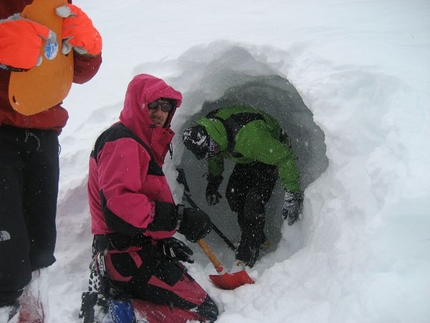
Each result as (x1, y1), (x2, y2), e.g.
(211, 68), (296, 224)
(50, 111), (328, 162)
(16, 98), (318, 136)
(148, 100), (175, 112)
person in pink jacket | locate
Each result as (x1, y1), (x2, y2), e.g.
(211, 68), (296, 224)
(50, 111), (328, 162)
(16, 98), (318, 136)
(86, 74), (218, 323)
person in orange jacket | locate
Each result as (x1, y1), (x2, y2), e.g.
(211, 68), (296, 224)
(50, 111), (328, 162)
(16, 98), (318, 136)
(0, 2), (102, 322)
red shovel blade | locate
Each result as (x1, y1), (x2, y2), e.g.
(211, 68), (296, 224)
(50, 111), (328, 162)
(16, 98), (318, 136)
(197, 239), (255, 290)
(209, 270), (255, 290)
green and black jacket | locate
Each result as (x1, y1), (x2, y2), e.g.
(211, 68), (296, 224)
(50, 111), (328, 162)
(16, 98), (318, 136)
(197, 106), (300, 192)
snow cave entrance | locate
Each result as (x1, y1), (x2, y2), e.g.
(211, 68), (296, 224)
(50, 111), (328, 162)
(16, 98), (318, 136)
(175, 46), (328, 265)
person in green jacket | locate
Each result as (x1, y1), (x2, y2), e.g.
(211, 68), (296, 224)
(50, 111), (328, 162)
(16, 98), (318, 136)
(183, 106), (303, 270)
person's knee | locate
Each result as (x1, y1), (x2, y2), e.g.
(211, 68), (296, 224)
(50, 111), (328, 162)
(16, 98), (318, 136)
(244, 190), (267, 216)
(226, 188), (244, 212)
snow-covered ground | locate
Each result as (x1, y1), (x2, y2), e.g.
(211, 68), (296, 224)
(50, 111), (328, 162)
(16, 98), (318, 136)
(49, 1), (430, 322)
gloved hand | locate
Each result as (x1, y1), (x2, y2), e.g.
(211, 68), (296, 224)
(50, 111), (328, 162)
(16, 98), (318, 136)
(206, 175), (223, 206)
(56, 4), (102, 56)
(0, 14), (56, 70)
(282, 191), (304, 226)
(178, 207), (213, 243)
(158, 237), (194, 263)
(149, 202), (183, 233)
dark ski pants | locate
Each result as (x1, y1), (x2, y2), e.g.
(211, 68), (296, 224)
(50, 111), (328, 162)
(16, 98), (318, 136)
(0, 125), (59, 306)
(102, 245), (219, 323)
(225, 161), (278, 266)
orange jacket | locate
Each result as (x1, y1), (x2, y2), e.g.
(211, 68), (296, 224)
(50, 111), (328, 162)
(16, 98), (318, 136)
(0, 0), (102, 132)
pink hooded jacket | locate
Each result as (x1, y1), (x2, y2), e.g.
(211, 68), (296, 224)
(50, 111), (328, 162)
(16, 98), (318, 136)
(88, 74), (182, 239)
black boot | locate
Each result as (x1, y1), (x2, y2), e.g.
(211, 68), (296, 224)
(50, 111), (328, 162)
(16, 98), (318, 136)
(235, 233), (261, 268)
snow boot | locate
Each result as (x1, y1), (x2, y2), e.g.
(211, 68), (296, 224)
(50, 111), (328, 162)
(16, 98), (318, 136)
(108, 300), (135, 323)
(235, 234), (261, 268)
(17, 268), (49, 323)
(230, 260), (248, 273)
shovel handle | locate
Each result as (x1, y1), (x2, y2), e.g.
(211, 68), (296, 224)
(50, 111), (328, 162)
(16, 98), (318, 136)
(198, 239), (225, 274)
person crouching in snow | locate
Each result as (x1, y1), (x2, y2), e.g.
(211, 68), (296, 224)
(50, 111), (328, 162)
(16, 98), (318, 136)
(86, 74), (218, 323)
(183, 106), (303, 272)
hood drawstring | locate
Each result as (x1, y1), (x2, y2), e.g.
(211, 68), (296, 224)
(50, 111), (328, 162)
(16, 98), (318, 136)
(169, 143), (173, 159)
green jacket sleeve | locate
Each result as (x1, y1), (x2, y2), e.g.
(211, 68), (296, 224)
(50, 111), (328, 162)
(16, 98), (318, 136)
(207, 154), (224, 178)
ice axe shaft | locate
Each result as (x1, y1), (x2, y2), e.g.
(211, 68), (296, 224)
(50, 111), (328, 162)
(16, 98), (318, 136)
(187, 192), (236, 252)
(197, 239), (254, 290)
(194, 195), (236, 252)
(176, 168), (237, 252)
(210, 222), (236, 252)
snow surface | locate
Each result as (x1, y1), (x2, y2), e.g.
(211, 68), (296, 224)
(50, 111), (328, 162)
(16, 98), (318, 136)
(48, 0), (430, 322)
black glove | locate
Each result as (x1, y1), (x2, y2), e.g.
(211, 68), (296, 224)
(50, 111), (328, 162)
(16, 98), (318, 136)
(178, 208), (213, 243)
(148, 201), (180, 232)
(282, 191), (304, 226)
(206, 175), (223, 206)
(158, 237), (194, 263)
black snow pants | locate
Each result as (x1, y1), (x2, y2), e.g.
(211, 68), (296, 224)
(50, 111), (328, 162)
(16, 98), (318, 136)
(0, 125), (59, 306)
(225, 161), (278, 267)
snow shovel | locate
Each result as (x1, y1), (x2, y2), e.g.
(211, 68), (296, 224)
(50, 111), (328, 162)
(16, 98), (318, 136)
(197, 239), (254, 290)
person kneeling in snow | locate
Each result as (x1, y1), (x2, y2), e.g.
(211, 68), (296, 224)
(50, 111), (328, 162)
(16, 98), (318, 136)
(83, 74), (218, 323)
(183, 106), (303, 271)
